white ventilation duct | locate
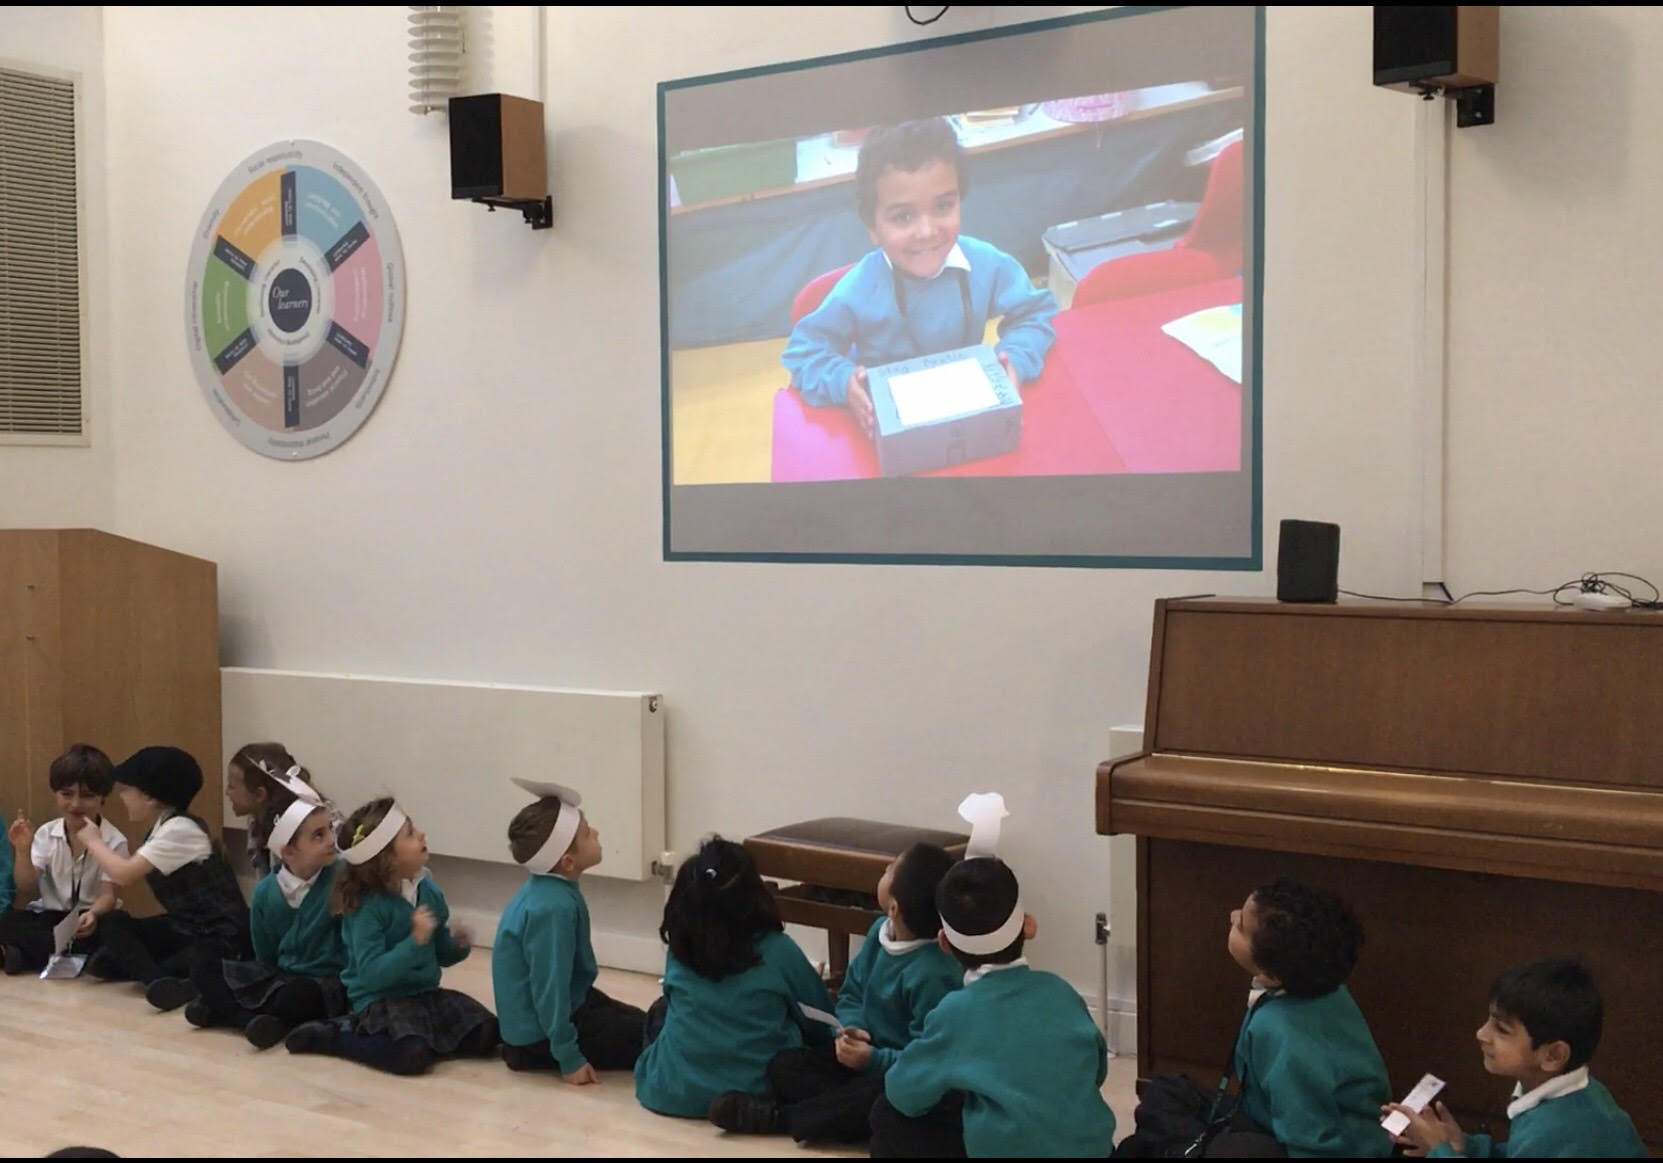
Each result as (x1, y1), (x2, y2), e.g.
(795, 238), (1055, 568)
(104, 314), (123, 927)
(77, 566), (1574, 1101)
(408, 6), (466, 115)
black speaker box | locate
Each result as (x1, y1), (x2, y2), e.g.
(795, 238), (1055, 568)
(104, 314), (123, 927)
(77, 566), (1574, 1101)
(1373, 6), (1498, 91)
(1276, 519), (1340, 604)
(448, 93), (547, 201)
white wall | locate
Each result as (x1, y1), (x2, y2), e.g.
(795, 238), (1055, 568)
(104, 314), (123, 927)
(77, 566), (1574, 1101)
(0, 6), (112, 529)
(1444, 6), (1663, 592)
(98, 4), (1427, 1022)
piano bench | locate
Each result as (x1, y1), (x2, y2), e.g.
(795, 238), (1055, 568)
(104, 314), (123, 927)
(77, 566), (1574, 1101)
(744, 817), (969, 986)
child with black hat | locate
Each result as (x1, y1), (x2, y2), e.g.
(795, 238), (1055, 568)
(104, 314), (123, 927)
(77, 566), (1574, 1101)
(78, 746), (250, 1009)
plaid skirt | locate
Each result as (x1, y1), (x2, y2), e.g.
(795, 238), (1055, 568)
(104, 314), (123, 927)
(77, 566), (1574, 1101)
(222, 959), (349, 1018)
(352, 988), (495, 1054)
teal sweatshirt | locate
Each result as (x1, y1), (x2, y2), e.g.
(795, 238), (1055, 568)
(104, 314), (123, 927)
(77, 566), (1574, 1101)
(835, 916), (962, 1075)
(1428, 1073), (1646, 1159)
(249, 859), (346, 978)
(634, 929), (835, 1117)
(0, 831), (13, 913)
(1234, 985), (1392, 1158)
(492, 874), (598, 1073)
(885, 963), (1117, 1158)
(339, 874), (470, 1012)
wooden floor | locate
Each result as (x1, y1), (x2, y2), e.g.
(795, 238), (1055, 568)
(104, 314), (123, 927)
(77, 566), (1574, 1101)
(1, 953), (1140, 1157)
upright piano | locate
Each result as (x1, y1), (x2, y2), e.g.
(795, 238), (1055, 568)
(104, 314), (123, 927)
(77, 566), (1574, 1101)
(1097, 597), (1663, 1148)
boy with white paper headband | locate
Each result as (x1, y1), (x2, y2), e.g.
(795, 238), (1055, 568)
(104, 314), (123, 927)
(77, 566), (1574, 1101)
(870, 795), (1118, 1158)
(493, 779), (648, 1081)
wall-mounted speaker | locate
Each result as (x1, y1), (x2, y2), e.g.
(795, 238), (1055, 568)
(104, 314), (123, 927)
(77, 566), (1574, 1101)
(448, 93), (547, 202)
(1373, 6), (1498, 93)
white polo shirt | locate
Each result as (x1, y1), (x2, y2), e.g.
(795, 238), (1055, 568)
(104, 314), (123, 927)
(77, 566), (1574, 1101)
(29, 817), (129, 912)
(136, 812), (213, 876)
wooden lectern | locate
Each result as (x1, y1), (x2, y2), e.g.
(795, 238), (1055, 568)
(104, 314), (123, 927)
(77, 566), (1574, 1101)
(1, 529), (222, 912)
(1098, 598), (1663, 1149)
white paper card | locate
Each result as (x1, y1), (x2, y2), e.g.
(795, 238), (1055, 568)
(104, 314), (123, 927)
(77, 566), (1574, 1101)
(798, 1002), (841, 1028)
(887, 359), (999, 428)
(1380, 1073), (1445, 1135)
(40, 953), (86, 980)
(39, 908), (87, 979)
(52, 907), (82, 955)
(1160, 303), (1242, 384)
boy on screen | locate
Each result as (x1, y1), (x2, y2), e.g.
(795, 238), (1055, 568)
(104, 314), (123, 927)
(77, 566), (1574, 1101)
(781, 116), (1058, 436)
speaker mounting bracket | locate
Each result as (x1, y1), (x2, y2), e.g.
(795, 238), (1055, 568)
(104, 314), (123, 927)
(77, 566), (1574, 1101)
(1448, 83), (1494, 129)
(470, 195), (555, 230)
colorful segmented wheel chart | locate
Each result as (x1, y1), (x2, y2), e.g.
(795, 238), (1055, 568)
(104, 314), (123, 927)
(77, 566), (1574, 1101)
(186, 140), (405, 459)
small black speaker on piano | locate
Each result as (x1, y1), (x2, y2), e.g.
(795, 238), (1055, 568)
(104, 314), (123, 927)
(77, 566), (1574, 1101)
(1276, 519), (1340, 604)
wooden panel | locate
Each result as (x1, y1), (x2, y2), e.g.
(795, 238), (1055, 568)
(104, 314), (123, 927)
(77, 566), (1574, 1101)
(1150, 601), (1663, 788)
(53, 531), (222, 834)
(1141, 839), (1663, 1148)
(499, 95), (547, 201)
(1454, 6), (1499, 87)
(0, 531), (63, 821)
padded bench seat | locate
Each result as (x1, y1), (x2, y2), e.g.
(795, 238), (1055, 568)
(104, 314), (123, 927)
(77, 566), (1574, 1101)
(744, 817), (969, 984)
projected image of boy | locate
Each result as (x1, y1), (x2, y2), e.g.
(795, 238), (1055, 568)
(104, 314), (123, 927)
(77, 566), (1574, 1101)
(781, 117), (1058, 437)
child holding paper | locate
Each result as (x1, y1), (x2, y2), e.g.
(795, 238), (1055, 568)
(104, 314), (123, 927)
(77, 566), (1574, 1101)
(494, 779), (647, 1082)
(781, 116), (1058, 436)
(1, 745), (127, 975)
(1385, 958), (1645, 1158)
(634, 837), (835, 1118)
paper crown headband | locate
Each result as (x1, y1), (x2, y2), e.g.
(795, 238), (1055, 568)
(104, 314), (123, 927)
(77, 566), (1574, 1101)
(343, 803), (407, 865)
(257, 763), (331, 855)
(511, 778), (584, 875)
(940, 791), (1024, 956)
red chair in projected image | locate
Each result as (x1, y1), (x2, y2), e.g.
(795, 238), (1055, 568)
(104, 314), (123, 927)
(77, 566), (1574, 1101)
(1070, 136), (1244, 308)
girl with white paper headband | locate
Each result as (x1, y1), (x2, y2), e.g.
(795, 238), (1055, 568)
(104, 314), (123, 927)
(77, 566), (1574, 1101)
(179, 766), (351, 1050)
(283, 797), (498, 1075)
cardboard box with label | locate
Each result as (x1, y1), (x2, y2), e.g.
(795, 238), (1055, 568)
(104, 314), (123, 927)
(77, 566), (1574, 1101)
(864, 344), (1023, 477)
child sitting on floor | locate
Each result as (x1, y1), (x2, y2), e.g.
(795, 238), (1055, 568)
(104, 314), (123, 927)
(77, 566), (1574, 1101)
(180, 770), (349, 1049)
(634, 837), (835, 1118)
(283, 797), (498, 1075)
(1, 745), (126, 975)
(709, 841), (961, 1144)
(871, 856), (1117, 1158)
(1386, 958), (1645, 1158)
(494, 779), (646, 1082)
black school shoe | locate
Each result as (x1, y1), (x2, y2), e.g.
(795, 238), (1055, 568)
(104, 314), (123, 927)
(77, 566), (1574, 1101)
(81, 948), (121, 980)
(184, 1000), (215, 1029)
(244, 1014), (290, 1051)
(2, 945), (25, 975)
(284, 1020), (339, 1056)
(145, 976), (199, 1013)
(708, 1091), (784, 1135)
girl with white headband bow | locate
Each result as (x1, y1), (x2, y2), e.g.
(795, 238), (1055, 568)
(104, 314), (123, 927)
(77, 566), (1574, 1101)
(283, 797), (498, 1075)
(224, 742), (306, 879)
(178, 766), (351, 1049)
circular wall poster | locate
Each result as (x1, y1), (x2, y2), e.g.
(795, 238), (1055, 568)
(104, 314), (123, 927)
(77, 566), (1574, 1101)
(186, 140), (405, 459)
